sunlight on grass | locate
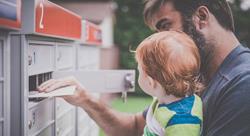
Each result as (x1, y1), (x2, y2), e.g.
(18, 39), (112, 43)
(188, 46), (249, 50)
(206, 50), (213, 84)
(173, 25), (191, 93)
(99, 96), (152, 136)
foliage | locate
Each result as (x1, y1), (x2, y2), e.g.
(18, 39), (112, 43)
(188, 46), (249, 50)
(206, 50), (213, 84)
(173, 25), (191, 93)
(114, 0), (152, 95)
(114, 0), (250, 95)
(231, 0), (250, 47)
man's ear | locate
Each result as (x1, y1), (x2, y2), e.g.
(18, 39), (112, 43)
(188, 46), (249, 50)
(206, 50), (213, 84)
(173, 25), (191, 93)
(193, 6), (210, 30)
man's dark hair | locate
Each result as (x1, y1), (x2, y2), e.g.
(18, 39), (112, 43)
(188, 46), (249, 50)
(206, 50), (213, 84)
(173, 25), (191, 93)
(144, 0), (235, 32)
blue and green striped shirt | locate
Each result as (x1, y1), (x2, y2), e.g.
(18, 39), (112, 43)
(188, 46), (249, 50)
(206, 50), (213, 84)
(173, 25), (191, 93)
(143, 94), (203, 136)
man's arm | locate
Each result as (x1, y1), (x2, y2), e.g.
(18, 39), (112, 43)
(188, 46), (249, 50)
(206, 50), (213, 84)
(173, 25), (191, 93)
(38, 77), (146, 136)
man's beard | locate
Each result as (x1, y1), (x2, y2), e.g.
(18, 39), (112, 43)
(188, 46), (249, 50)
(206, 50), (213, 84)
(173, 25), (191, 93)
(182, 17), (214, 84)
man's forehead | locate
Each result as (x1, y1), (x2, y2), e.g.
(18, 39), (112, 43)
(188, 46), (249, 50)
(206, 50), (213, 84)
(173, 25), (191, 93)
(151, 3), (178, 25)
(151, 4), (182, 31)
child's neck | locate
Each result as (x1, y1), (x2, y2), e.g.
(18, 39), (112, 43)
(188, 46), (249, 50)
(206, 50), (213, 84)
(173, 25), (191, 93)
(157, 95), (182, 105)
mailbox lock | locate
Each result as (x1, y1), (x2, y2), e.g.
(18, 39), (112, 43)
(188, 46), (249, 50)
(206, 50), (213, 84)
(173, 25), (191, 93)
(28, 120), (33, 129)
(57, 51), (62, 61)
(122, 73), (135, 103)
(28, 55), (32, 66)
(124, 73), (135, 91)
(28, 112), (36, 129)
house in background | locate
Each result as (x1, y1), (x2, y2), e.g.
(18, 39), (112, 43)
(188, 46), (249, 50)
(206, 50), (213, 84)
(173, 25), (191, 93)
(52, 0), (120, 70)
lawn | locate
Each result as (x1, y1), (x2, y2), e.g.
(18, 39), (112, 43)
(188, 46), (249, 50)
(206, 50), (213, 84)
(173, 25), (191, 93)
(99, 96), (152, 136)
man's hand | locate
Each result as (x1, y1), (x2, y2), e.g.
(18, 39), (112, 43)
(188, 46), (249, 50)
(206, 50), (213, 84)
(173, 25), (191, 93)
(37, 76), (146, 136)
(37, 76), (89, 107)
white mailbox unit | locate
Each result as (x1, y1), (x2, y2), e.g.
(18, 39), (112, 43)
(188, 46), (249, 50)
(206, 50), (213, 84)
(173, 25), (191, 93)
(0, 0), (21, 136)
(9, 1), (135, 136)
(0, 31), (10, 136)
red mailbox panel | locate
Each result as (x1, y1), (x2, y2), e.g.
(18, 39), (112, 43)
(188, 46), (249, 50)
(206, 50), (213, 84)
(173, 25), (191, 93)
(0, 0), (21, 30)
(85, 21), (102, 45)
(35, 0), (81, 39)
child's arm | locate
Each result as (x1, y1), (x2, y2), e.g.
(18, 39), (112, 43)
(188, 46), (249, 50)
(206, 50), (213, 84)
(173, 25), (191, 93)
(164, 115), (202, 136)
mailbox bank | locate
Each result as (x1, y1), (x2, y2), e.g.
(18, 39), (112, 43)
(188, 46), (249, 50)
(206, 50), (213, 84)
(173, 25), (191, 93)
(0, 0), (135, 136)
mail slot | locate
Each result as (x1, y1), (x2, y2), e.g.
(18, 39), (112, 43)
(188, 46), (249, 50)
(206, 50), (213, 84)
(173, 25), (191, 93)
(28, 43), (55, 76)
(36, 124), (55, 136)
(56, 44), (75, 71)
(28, 98), (55, 135)
(29, 72), (52, 102)
(56, 109), (75, 136)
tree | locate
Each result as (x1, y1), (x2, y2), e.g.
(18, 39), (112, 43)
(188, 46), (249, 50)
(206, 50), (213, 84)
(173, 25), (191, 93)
(114, 0), (250, 95)
(114, 0), (152, 95)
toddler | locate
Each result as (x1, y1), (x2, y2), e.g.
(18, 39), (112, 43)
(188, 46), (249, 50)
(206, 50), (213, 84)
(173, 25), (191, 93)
(135, 31), (203, 136)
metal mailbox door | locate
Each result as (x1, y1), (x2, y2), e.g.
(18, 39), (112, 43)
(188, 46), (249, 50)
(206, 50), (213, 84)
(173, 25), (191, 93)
(56, 44), (75, 71)
(28, 43), (55, 76)
(52, 70), (135, 93)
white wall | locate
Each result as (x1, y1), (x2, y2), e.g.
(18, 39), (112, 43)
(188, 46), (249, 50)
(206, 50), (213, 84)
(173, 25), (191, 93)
(99, 15), (114, 48)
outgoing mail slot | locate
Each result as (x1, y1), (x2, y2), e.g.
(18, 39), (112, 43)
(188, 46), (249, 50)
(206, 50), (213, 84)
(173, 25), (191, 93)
(36, 124), (55, 136)
(56, 44), (75, 71)
(28, 98), (55, 135)
(28, 43), (55, 76)
(56, 109), (75, 136)
(56, 98), (74, 118)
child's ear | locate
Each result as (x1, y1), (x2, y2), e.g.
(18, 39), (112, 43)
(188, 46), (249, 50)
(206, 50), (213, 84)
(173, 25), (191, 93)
(147, 76), (157, 89)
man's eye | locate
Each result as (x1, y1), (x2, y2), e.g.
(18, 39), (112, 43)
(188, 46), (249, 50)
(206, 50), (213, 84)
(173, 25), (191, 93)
(159, 23), (171, 31)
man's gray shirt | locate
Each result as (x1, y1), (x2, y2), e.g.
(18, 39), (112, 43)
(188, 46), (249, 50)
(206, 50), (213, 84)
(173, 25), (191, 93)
(201, 45), (250, 136)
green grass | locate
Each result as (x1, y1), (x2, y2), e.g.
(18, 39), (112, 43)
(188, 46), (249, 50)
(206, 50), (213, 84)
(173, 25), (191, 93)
(99, 96), (152, 136)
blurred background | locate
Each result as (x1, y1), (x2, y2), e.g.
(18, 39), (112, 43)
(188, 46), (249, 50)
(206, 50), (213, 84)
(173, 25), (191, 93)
(52, 0), (250, 94)
(51, 0), (250, 135)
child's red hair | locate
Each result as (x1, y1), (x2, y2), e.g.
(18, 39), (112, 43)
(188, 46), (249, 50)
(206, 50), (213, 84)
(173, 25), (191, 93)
(136, 31), (203, 97)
